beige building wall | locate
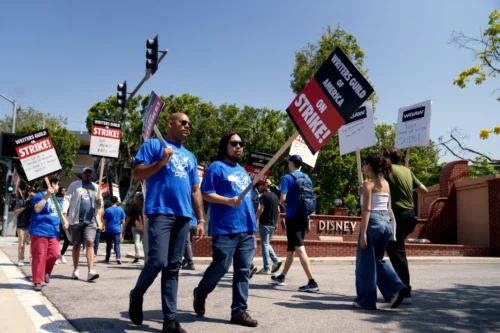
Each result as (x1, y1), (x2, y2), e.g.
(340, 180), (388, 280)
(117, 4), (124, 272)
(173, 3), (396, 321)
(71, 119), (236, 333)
(418, 185), (440, 218)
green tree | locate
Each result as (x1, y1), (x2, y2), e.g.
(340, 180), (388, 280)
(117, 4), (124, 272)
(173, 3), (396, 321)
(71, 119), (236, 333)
(451, 9), (500, 138)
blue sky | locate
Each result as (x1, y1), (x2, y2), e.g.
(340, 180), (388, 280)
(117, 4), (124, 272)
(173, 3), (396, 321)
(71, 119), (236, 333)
(1, 0), (498, 163)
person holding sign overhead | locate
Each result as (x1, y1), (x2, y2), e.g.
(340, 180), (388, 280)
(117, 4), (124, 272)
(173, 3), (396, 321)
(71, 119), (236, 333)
(29, 175), (68, 292)
(128, 113), (205, 333)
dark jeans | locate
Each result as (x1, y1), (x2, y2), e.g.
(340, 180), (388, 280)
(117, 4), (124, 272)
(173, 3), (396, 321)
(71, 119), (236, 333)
(386, 208), (417, 296)
(131, 214), (190, 320)
(61, 229), (71, 256)
(183, 226), (197, 265)
(196, 232), (256, 316)
(94, 229), (101, 255)
(105, 232), (121, 261)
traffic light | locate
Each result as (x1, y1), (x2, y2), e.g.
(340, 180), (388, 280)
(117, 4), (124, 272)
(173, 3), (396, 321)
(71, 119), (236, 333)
(6, 174), (13, 194)
(146, 35), (159, 75)
(117, 81), (127, 109)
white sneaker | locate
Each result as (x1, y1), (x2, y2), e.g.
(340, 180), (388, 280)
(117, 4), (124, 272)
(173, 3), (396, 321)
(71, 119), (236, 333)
(59, 255), (67, 264)
(88, 270), (100, 281)
(18, 259), (24, 267)
(71, 270), (79, 280)
(55, 260), (59, 265)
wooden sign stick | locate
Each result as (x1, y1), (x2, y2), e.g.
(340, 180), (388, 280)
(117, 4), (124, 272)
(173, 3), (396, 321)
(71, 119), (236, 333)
(355, 149), (363, 185)
(44, 176), (65, 226)
(405, 148), (410, 167)
(96, 157), (106, 200)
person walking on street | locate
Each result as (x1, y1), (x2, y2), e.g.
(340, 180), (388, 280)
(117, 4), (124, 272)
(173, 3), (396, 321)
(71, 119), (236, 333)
(181, 213), (197, 270)
(381, 147), (428, 302)
(255, 179), (282, 275)
(102, 196), (126, 264)
(193, 131), (258, 328)
(55, 187), (70, 264)
(353, 154), (408, 309)
(14, 188), (35, 267)
(29, 176), (68, 291)
(62, 167), (102, 282)
(271, 155), (318, 292)
(128, 113), (205, 333)
(127, 192), (145, 264)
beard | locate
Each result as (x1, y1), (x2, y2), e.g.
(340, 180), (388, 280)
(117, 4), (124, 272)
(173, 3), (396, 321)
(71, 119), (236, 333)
(226, 154), (242, 163)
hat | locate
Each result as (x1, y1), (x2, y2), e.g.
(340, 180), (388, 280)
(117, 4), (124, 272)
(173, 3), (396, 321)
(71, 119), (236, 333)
(82, 167), (93, 173)
(288, 155), (303, 167)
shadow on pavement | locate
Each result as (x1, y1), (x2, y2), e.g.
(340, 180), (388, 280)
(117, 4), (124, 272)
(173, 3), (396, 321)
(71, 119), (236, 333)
(0, 283), (33, 290)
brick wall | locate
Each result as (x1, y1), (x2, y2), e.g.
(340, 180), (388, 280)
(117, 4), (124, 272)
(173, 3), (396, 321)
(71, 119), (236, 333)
(488, 178), (500, 248)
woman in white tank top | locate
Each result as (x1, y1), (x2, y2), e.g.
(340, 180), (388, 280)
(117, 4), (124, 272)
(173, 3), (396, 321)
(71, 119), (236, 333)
(353, 154), (408, 310)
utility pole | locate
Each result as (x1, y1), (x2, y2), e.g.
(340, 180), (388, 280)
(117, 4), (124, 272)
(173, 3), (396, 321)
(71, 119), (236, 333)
(0, 93), (17, 237)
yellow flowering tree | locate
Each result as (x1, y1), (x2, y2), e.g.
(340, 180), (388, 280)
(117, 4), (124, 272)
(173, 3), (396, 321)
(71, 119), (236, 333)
(451, 9), (500, 139)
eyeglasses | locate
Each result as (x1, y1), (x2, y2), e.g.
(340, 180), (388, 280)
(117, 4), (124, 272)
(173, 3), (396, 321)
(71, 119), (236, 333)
(229, 141), (244, 148)
(179, 120), (192, 129)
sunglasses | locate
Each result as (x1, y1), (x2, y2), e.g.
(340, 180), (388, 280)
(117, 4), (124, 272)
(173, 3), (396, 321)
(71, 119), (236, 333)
(229, 141), (244, 148)
(179, 120), (193, 129)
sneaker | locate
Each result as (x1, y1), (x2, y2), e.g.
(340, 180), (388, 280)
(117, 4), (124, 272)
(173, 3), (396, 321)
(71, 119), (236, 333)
(34, 283), (42, 292)
(45, 274), (50, 284)
(71, 270), (79, 280)
(129, 292), (143, 325)
(230, 310), (258, 327)
(271, 260), (282, 274)
(132, 258), (140, 264)
(88, 270), (100, 281)
(298, 281), (319, 292)
(193, 288), (205, 317)
(271, 275), (286, 286)
(256, 268), (271, 275)
(249, 265), (258, 279)
(352, 301), (375, 310)
(59, 255), (67, 264)
(162, 319), (187, 333)
(18, 259), (24, 267)
(390, 288), (407, 308)
(117, 259), (122, 265)
(54, 259), (59, 265)
(182, 264), (195, 270)
(402, 297), (412, 305)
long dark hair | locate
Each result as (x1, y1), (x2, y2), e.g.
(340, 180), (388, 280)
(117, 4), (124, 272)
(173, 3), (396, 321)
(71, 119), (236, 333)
(216, 130), (241, 161)
(381, 147), (402, 165)
(42, 175), (59, 189)
(364, 154), (392, 176)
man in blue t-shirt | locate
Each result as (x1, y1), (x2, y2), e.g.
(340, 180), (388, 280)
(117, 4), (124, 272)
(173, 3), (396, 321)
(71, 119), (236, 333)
(271, 155), (319, 292)
(193, 131), (258, 328)
(128, 113), (205, 333)
(102, 196), (126, 264)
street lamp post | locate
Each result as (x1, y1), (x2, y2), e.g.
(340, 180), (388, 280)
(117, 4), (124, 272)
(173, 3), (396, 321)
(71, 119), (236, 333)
(0, 93), (17, 237)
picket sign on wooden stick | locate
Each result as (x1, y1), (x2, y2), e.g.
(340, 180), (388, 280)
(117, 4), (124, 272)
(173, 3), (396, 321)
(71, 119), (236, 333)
(44, 176), (65, 226)
(355, 149), (363, 185)
(153, 125), (168, 148)
(405, 148), (410, 167)
(239, 131), (299, 200)
(96, 157), (106, 200)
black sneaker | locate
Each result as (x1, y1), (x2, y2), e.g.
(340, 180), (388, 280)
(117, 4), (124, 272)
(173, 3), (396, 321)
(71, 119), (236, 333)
(182, 264), (195, 270)
(129, 292), (143, 325)
(132, 258), (140, 263)
(230, 310), (258, 327)
(249, 265), (258, 279)
(298, 281), (319, 292)
(163, 319), (186, 333)
(390, 288), (408, 308)
(193, 288), (205, 317)
(117, 259), (122, 265)
(270, 275), (286, 286)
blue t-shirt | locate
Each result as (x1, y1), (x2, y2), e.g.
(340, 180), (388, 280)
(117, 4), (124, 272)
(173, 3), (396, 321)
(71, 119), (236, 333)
(103, 206), (126, 233)
(29, 192), (61, 238)
(201, 161), (256, 237)
(134, 138), (200, 217)
(279, 171), (311, 218)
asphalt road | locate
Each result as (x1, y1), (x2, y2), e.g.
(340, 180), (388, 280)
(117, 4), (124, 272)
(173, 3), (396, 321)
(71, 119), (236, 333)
(2, 241), (500, 333)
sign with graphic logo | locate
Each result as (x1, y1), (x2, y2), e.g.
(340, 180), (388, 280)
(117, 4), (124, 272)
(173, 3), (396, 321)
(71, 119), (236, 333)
(395, 100), (432, 149)
(244, 152), (273, 184)
(197, 166), (205, 181)
(89, 119), (122, 158)
(13, 129), (62, 181)
(289, 135), (319, 168)
(286, 47), (374, 154)
(101, 175), (110, 197)
(142, 91), (165, 142)
(112, 183), (121, 202)
(338, 101), (377, 155)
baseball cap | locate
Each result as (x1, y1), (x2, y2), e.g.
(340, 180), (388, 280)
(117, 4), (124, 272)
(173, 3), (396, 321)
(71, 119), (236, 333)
(288, 155), (303, 167)
(82, 167), (93, 173)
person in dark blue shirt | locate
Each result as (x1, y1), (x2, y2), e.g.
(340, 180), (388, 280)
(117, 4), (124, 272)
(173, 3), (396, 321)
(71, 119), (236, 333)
(102, 196), (126, 264)
(271, 155), (319, 292)
(128, 112), (205, 333)
(193, 131), (258, 328)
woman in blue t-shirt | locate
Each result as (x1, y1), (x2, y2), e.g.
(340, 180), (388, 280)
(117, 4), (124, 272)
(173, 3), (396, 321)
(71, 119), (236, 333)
(29, 176), (68, 292)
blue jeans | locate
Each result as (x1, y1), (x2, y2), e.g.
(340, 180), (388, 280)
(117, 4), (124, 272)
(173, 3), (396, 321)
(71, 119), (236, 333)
(355, 211), (406, 309)
(197, 232), (256, 316)
(259, 225), (278, 270)
(94, 229), (101, 255)
(105, 232), (121, 261)
(131, 214), (189, 320)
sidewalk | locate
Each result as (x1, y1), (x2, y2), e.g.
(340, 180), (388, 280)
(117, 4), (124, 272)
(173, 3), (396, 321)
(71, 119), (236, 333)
(0, 246), (77, 333)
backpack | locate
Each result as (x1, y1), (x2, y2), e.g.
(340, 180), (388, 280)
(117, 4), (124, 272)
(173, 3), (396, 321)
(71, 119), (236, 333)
(290, 172), (316, 216)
